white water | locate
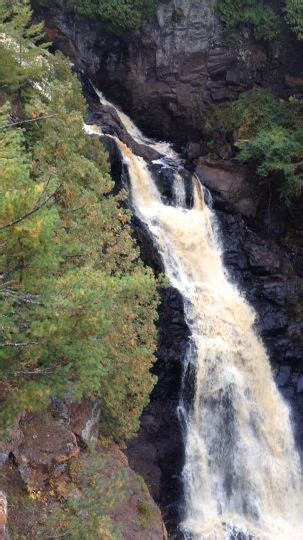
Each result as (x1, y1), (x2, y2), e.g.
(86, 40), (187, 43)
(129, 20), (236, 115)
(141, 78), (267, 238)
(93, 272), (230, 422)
(85, 95), (303, 539)
(93, 87), (179, 161)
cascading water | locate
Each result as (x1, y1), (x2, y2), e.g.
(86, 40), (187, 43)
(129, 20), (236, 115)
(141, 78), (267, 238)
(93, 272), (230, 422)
(84, 92), (303, 539)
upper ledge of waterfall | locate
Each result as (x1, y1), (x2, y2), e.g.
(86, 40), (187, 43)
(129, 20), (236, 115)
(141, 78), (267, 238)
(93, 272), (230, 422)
(37, 0), (303, 143)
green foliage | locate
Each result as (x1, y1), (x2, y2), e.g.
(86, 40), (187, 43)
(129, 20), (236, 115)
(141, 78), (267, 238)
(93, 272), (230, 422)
(237, 125), (303, 204)
(0, 1), (159, 442)
(57, 0), (159, 30)
(0, 0), (49, 94)
(208, 88), (303, 204)
(137, 498), (155, 529)
(216, 0), (282, 41)
(285, 0), (303, 39)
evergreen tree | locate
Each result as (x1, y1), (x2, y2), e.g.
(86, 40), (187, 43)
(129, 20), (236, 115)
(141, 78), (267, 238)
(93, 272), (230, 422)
(0, 0), (49, 95)
(0, 45), (159, 440)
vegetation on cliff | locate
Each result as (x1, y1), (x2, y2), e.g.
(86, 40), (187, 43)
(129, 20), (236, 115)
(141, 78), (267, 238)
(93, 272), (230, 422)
(36, 0), (160, 30)
(0, 0), (159, 441)
(206, 88), (303, 204)
(216, 0), (282, 41)
(286, 0), (303, 40)
(217, 0), (303, 41)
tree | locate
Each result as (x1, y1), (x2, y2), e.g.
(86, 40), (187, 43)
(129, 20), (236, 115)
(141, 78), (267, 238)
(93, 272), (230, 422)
(206, 88), (303, 204)
(216, 0), (282, 41)
(0, 0), (49, 95)
(0, 105), (59, 290)
(237, 125), (302, 204)
(0, 50), (159, 441)
(285, 0), (303, 40)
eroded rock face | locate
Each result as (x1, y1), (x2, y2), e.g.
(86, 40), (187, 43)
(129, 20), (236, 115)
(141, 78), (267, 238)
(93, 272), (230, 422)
(53, 398), (101, 444)
(39, 0), (303, 143)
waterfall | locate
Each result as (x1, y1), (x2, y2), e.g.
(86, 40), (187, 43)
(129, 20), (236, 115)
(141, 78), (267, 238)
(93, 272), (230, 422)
(84, 94), (303, 539)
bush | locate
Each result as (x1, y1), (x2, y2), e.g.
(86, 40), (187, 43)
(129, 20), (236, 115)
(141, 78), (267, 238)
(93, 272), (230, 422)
(216, 0), (282, 41)
(207, 88), (303, 204)
(237, 125), (302, 204)
(67, 0), (159, 30)
(285, 0), (303, 40)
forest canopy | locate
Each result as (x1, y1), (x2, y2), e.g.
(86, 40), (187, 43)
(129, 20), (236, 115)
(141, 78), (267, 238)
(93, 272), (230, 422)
(0, 0), (159, 441)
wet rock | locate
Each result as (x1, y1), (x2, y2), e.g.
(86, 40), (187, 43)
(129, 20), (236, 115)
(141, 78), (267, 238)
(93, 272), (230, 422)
(276, 365), (291, 387)
(246, 244), (281, 274)
(127, 287), (190, 535)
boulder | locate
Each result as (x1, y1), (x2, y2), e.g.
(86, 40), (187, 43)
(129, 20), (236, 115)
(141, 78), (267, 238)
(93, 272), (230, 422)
(53, 398), (101, 444)
(196, 158), (257, 217)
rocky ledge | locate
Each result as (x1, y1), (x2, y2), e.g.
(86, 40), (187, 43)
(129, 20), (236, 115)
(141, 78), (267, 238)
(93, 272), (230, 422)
(0, 397), (167, 539)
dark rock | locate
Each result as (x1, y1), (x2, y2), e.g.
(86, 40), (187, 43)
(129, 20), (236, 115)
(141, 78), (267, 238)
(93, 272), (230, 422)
(196, 159), (256, 217)
(276, 365), (291, 387)
(127, 286), (190, 536)
(37, 0), (303, 143)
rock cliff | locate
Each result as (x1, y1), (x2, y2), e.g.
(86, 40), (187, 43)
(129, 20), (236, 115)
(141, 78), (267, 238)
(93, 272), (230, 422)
(0, 399), (167, 539)
(39, 0), (303, 142)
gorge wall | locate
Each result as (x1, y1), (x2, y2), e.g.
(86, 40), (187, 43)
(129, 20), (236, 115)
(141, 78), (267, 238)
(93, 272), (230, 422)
(40, 0), (303, 143)
(31, 1), (303, 537)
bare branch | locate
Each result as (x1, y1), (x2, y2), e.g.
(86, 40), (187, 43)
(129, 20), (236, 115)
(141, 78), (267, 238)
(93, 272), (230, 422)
(0, 185), (60, 233)
(0, 114), (58, 130)
(17, 367), (53, 375)
(0, 341), (40, 349)
(1, 290), (42, 305)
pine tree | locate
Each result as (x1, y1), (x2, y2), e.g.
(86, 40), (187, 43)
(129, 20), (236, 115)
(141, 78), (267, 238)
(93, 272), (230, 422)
(0, 0), (49, 95)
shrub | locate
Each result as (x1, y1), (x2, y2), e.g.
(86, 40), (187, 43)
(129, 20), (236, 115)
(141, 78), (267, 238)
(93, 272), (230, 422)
(216, 0), (282, 41)
(285, 0), (303, 40)
(67, 0), (159, 30)
(237, 125), (302, 204)
(207, 88), (303, 204)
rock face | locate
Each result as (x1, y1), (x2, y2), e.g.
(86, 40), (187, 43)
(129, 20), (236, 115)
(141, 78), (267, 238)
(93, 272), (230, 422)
(0, 403), (166, 539)
(127, 287), (190, 534)
(39, 0), (303, 142)
(0, 492), (7, 540)
(13, 413), (80, 490)
(215, 192), (303, 457)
